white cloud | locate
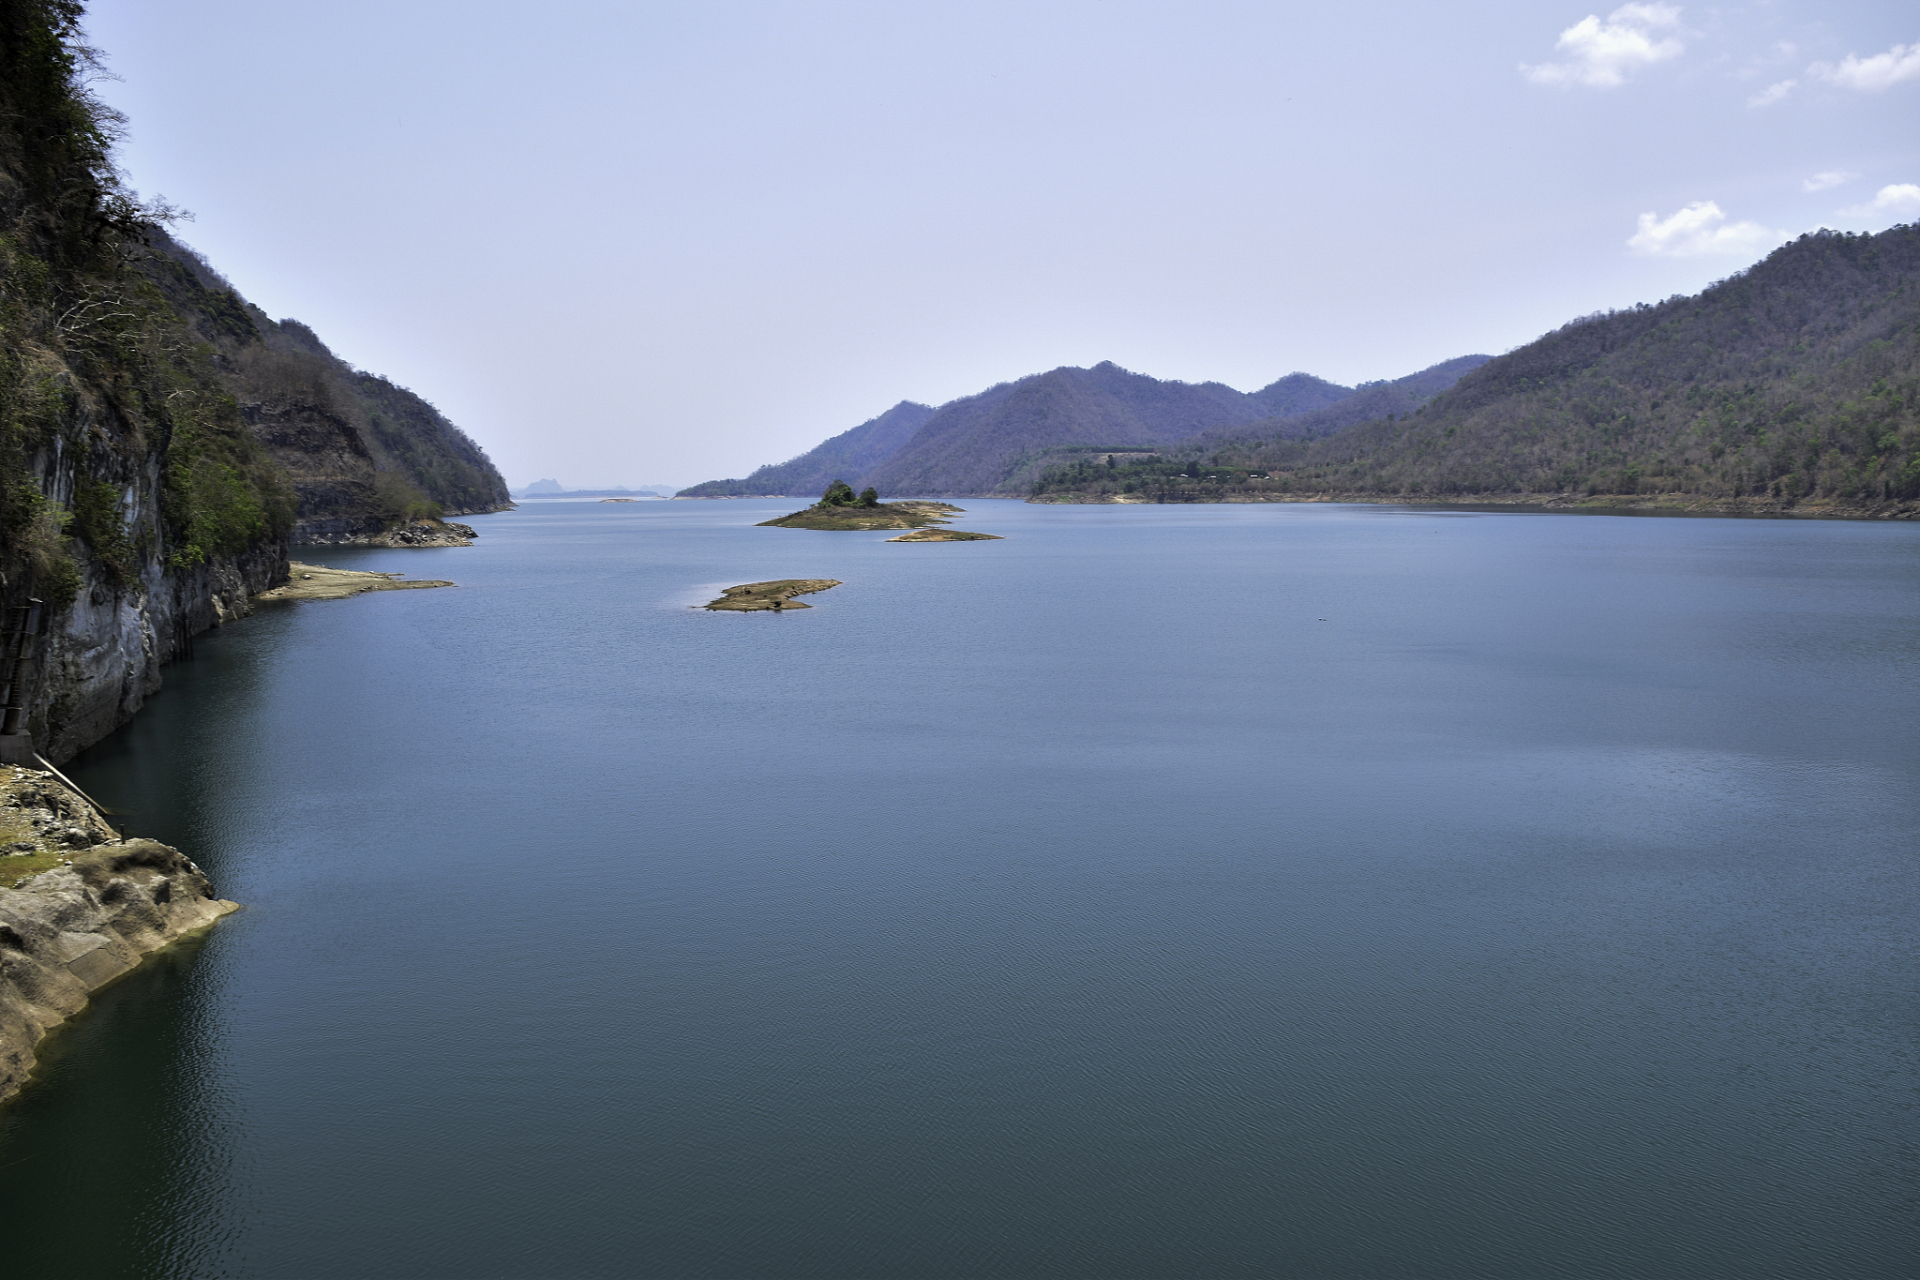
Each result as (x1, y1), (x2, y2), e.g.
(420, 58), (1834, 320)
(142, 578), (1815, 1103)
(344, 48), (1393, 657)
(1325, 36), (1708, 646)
(1627, 202), (1787, 256)
(1522, 4), (1685, 88)
(1839, 183), (1920, 221)
(1747, 78), (1795, 107)
(1810, 42), (1920, 92)
(1802, 170), (1857, 193)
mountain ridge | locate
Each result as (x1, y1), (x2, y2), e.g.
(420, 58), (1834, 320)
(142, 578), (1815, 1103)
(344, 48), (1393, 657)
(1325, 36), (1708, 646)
(680, 363), (1388, 499)
(1028, 225), (1920, 515)
(680, 400), (935, 497)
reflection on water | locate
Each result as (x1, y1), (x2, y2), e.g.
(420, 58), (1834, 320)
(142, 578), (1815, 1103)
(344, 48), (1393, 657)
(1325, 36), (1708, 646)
(2, 500), (1916, 1279)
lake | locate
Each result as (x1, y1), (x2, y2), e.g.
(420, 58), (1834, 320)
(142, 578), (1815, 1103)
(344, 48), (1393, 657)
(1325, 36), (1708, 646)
(3, 498), (1916, 1278)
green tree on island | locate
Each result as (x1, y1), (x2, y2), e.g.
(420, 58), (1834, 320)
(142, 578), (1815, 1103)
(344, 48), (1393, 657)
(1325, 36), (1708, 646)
(817, 480), (881, 508)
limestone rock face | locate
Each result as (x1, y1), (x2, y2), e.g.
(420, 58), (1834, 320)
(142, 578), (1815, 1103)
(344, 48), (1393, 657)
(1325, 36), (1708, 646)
(33, 539), (285, 763)
(0, 840), (238, 1104)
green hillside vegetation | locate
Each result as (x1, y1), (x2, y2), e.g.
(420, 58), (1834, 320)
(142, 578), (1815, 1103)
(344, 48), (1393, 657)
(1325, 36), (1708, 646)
(1031, 226), (1920, 515)
(679, 400), (933, 497)
(0, 0), (511, 757)
(0, 0), (291, 604)
(140, 234), (510, 539)
(1200, 356), (1494, 446)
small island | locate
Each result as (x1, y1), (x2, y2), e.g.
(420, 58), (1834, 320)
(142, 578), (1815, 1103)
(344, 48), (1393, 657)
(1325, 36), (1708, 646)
(757, 481), (966, 531)
(886, 528), (1003, 542)
(703, 580), (842, 611)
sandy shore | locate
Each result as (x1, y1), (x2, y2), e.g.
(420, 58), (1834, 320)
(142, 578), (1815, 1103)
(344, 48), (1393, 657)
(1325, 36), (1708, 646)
(256, 563), (454, 602)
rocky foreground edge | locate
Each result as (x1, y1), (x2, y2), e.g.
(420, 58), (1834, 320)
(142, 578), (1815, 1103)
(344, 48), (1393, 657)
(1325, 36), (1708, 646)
(0, 767), (237, 1104)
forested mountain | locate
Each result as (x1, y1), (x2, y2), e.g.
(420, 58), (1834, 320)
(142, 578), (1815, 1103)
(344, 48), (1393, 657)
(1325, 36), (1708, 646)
(140, 233), (510, 540)
(679, 399), (933, 497)
(1031, 227), (1920, 514)
(862, 362), (1276, 495)
(0, 0), (506, 760)
(1243, 371), (1353, 420)
(1198, 356), (1493, 447)
(682, 363), (1375, 498)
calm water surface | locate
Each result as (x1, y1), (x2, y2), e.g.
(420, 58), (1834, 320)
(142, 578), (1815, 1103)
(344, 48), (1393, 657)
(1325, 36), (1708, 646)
(2, 499), (1916, 1278)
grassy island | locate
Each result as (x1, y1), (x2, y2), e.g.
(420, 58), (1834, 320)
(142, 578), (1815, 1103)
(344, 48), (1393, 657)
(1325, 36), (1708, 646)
(757, 481), (965, 531)
(703, 580), (842, 611)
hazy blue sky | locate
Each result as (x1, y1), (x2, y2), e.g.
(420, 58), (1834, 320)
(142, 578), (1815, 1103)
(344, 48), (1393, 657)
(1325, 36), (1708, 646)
(85, 1), (1917, 489)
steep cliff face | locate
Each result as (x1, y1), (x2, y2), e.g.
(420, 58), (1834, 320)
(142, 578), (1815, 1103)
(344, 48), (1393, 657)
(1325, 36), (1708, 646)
(0, 1), (507, 763)
(0, 0), (295, 762)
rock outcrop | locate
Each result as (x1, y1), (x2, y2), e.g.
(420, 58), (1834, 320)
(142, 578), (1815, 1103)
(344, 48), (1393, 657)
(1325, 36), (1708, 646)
(0, 842), (237, 1103)
(0, 765), (237, 1104)
(312, 518), (478, 548)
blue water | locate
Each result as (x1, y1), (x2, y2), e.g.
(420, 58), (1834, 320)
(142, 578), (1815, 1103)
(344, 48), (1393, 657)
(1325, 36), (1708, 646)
(2, 499), (1916, 1278)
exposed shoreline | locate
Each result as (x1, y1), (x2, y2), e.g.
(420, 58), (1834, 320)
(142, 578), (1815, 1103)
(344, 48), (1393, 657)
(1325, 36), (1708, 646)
(255, 563), (455, 603)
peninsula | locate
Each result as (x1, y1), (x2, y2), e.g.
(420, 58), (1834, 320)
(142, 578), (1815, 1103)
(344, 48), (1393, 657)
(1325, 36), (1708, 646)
(255, 564), (455, 602)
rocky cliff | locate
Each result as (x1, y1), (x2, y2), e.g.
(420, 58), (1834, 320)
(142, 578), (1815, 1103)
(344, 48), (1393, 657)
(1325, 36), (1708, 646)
(0, 0), (507, 763)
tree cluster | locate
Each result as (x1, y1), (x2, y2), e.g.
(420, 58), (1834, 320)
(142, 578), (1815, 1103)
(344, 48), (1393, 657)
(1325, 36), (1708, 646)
(817, 480), (880, 508)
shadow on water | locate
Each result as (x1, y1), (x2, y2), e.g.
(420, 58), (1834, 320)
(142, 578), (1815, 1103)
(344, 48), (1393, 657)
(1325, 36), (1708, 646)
(61, 608), (294, 867)
(0, 619), (278, 1279)
(0, 931), (237, 1279)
